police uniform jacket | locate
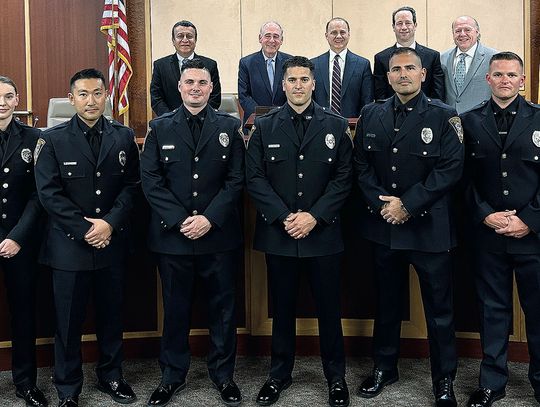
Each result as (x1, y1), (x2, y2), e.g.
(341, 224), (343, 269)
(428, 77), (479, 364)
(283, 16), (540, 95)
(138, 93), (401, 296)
(34, 116), (140, 271)
(140, 107), (244, 255)
(246, 102), (353, 257)
(462, 96), (540, 254)
(0, 119), (41, 246)
(353, 93), (464, 253)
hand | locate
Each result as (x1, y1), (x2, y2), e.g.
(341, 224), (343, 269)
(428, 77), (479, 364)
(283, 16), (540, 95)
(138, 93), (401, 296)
(379, 195), (410, 224)
(284, 212), (316, 239)
(180, 215), (212, 240)
(84, 217), (113, 249)
(495, 214), (530, 238)
(484, 210), (516, 229)
(0, 239), (21, 258)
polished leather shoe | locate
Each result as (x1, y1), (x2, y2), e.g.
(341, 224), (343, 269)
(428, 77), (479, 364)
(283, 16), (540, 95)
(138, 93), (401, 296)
(433, 377), (457, 407)
(467, 387), (506, 407)
(328, 379), (349, 407)
(16, 386), (48, 407)
(97, 378), (137, 404)
(357, 367), (399, 398)
(256, 377), (292, 406)
(216, 380), (242, 406)
(147, 381), (186, 406)
(58, 397), (78, 407)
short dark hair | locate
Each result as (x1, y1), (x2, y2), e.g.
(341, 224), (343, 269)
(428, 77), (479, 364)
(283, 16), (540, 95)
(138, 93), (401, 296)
(69, 68), (106, 90)
(326, 17), (350, 32)
(490, 51), (523, 69)
(0, 76), (18, 94)
(172, 20), (197, 40)
(282, 56), (314, 77)
(392, 6), (417, 25)
(180, 58), (210, 76)
(389, 47), (423, 68)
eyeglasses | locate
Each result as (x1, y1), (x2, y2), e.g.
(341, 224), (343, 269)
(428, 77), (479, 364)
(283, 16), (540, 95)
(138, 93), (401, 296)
(394, 21), (414, 28)
(327, 30), (349, 37)
(175, 33), (195, 41)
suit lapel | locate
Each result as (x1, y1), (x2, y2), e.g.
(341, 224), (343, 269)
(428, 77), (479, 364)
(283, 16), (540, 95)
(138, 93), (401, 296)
(479, 102), (502, 148)
(195, 108), (219, 155)
(96, 119), (117, 169)
(504, 96), (533, 151)
(2, 121), (23, 166)
(446, 47), (458, 95)
(300, 105), (324, 149)
(170, 53), (181, 83)
(256, 52), (273, 98)
(68, 117), (96, 165)
(461, 44), (485, 95)
(172, 109), (196, 151)
(273, 53), (285, 100)
(341, 52), (357, 96)
(393, 94), (427, 145)
(278, 107), (299, 148)
(320, 52), (330, 100)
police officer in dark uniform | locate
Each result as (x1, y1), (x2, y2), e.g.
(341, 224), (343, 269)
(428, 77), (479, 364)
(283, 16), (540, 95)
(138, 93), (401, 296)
(141, 59), (244, 407)
(353, 48), (463, 407)
(462, 52), (540, 407)
(246, 56), (352, 407)
(34, 69), (139, 407)
(0, 76), (46, 407)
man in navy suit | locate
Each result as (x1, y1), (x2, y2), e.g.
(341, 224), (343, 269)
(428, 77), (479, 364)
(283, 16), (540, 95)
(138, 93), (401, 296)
(373, 6), (444, 101)
(311, 17), (373, 118)
(238, 21), (291, 126)
(150, 20), (221, 116)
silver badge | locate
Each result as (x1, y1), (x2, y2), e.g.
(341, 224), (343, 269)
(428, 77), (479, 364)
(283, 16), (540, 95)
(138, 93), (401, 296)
(21, 148), (32, 164)
(119, 150), (126, 166)
(325, 134), (335, 149)
(219, 132), (229, 147)
(533, 131), (540, 148)
(421, 128), (433, 144)
(34, 138), (46, 164)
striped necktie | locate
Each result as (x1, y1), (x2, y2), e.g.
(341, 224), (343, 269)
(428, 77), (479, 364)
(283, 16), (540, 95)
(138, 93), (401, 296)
(331, 55), (342, 114)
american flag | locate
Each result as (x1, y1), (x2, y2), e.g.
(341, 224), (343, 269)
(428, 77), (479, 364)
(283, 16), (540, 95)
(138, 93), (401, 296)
(100, 0), (132, 115)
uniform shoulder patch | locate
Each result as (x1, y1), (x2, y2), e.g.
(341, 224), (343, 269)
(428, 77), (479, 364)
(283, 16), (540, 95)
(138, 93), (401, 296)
(448, 116), (463, 143)
(34, 137), (46, 164)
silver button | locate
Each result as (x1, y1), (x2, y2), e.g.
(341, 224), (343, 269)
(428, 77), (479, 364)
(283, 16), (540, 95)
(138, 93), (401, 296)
(96, 171), (101, 177)
(193, 174), (199, 179)
(298, 192), (303, 197)
(3, 168), (9, 173)
(2, 198), (6, 203)
(95, 208), (101, 213)
(193, 192), (198, 197)
(501, 153), (507, 159)
(328, 158), (332, 162)
(393, 148), (398, 153)
(367, 145), (371, 150)
(194, 157), (199, 162)
(121, 169), (124, 173)
(298, 173), (303, 178)
(535, 156), (539, 161)
(299, 155), (304, 160)
(391, 166), (397, 172)
(2, 183), (7, 189)
(422, 151), (427, 156)
(391, 183), (397, 189)
(471, 152), (476, 157)
(192, 210), (198, 215)
(67, 172), (72, 176)
(503, 190), (509, 196)
(271, 156), (275, 161)
(1, 214), (6, 219)
(502, 172), (508, 177)
(96, 190), (101, 195)
(165, 157), (169, 161)
(222, 155), (226, 159)
(297, 209), (302, 212)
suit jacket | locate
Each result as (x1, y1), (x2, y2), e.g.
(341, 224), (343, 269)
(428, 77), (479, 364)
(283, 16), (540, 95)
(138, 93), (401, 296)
(311, 50), (374, 118)
(441, 42), (497, 114)
(246, 102), (353, 257)
(141, 107), (244, 255)
(373, 43), (445, 101)
(0, 119), (42, 246)
(150, 52), (222, 116)
(462, 96), (540, 254)
(238, 50), (292, 124)
(34, 116), (140, 271)
(353, 94), (464, 252)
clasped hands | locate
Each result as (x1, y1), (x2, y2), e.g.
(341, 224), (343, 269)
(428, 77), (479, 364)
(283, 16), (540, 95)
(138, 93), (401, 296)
(283, 212), (316, 239)
(484, 210), (530, 238)
(379, 195), (410, 225)
(85, 217), (113, 249)
(180, 215), (212, 240)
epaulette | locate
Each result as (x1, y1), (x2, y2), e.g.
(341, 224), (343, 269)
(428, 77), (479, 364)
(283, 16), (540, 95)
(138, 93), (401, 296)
(426, 97), (450, 109)
(527, 100), (540, 109)
(43, 120), (70, 133)
(375, 98), (389, 104)
(108, 118), (126, 128)
(466, 100), (489, 113)
(261, 106), (281, 117)
(321, 106), (343, 118)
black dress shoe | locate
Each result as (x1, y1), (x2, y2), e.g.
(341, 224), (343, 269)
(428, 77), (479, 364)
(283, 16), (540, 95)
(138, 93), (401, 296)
(256, 377), (292, 406)
(147, 381), (186, 406)
(216, 380), (242, 406)
(467, 387), (506, 407)
(97, 378), (137, 404)
(357, 367), (399, 398)
(433, 377), (457, 407)
(58, 397), (78, 407)
(16, 386), (48, 407)
(328, 379), (349, 407)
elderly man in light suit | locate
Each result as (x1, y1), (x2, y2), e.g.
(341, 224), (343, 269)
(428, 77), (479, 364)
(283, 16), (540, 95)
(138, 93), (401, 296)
(441, 15), (497, 114)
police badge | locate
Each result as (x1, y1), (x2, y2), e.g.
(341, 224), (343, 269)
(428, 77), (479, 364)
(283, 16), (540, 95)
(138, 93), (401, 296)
(421, 128), (433, 144)
(325, 134), (335, 149)
(219, 132), (230, 147)
(118, 150), (127, 166)
(34, 138), (46, 164)
(21, 148), (32, 164)
(532, 131), (540, 148)
(448, 116), (464, 143)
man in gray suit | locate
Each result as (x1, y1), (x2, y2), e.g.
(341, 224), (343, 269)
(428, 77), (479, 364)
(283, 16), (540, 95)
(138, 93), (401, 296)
(441, 16), (497, 114)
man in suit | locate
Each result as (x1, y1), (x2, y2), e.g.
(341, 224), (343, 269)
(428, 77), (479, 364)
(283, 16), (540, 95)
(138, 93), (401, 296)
(150, 20), (221, 116)
(141, 59), (244, 407)
(354, 48), (463, 407)
(34, 68), (140, 407)
(441, 16), (497, 114)
(461, 52), (540, 407)
(311, 17), (373, 118)
(373, 6), (444, 101)
(246, 56), (352, 407)
(0, 76), (46, 407)
(238, 21), (292, 126)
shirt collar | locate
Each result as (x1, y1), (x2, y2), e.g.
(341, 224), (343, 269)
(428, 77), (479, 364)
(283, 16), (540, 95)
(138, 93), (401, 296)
(329, 48), (348, 61)
(394, 91), (422, 110)
(491, 96), (519, 115)
(177, 52), (195, 63)
(76, 115), (103, 134)
(396, 41), (416, 49)
(457, 41), (478, 59)
(262, 50), (277, 62)
(182, 104), (208, 121)
(0, 120), (13, 137)
(286, 101), (314, 119)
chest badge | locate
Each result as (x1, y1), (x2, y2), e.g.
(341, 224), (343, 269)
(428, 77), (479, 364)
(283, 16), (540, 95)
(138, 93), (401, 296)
(325, 134), (335, 149)
(21, 148), (32, 164)
(421, 128), (433, 144)
(119, 150), (126, 166)
(532, 131), (540, 148)
(219, 132), (230, 147)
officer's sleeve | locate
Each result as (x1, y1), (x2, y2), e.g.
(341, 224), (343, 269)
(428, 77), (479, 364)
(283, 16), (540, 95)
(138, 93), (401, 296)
(465, 180), (496, 225)
(246, 119), (290, 224)
(431, 52), (446, 101)
(102, 131), (140, 232)
(204, 123), (244, 227)
(140, 126), (190, 230)
(238, 59), (257, 123)
(150, 61), (171, 116)
(516, 183), (540, 233)
(400, 113), (464, 216)
(34, 133), (92, 240)
(309, 121), (353, 224)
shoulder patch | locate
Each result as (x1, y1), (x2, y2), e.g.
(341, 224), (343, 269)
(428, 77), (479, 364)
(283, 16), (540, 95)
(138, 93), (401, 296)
(448, 116), (463, 143)
(34, 138), (46, 164)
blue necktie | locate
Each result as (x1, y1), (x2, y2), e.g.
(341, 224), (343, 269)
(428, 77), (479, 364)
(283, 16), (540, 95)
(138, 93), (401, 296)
(454, 53), (467, 90)
(267, 59), (274, 92)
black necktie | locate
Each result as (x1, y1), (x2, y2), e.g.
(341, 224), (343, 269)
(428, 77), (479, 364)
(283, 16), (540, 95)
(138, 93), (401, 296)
(0, 131), (7, 157)
(293, 114), (305, 143)
(496, 110), (510, 143)
(190, 115), (202, 146)
(394, 104), (407, 132)
(87, 128), (101, 159)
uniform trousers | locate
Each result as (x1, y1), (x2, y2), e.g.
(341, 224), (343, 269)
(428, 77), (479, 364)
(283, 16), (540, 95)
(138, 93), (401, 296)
(473, 250), (540, 395)
(266, 253), (345, 382)
(157, 250), (238, 386)
(372, 243), (457, 382)
(52, 266), (125, 399)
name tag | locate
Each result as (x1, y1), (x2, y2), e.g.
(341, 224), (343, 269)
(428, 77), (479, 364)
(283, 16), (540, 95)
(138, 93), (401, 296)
(162, 145), (175, 150)
(63, 162), (77, 166)
(268, 144), (280, 148)
(366, 133), (376, 138)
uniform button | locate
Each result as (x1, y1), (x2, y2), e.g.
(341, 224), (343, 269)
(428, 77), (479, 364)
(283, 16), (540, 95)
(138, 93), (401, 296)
(26, 169), (30, 173)
(2, 198), (6, 203)
(367, 145), (372, 149)
(193, 174), (199, 179)
(297, 209), (302, 212)
(298, 173), (303, 178)
(192, 210), (198, 215)
(222, 155), (226, 159)
(96, 190), (101, 195)
(160, 220), (164, 224)
(271, 156), (275, 161)
(503, 190), (509, 196)
(95, 208), (101, 213)
(96, 172), (101, 177)
(393, 148), (398, 153)
(391, 183), (397, 189)
(298, 192), (303, 197)
(299, 155), (304, 160)
(1, 214), (6, 219)
(193, 191), (198, 197)
(422, 151), (427, 156)
(2, 183), (7, 189)
(501, 153), (507, 159)
(121, 169), (124, 173)
(328, 158), (332, 162)
(502, 172), (508, 177)
(3, 168), (9, 173)
(194, 157), (199, 162)
(391, 166), (397, 171)
(165, 157), (169, 161)
(471, 152), (476, 157)
(68, 172), (72, 176)
(535, 156), (539, 161)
